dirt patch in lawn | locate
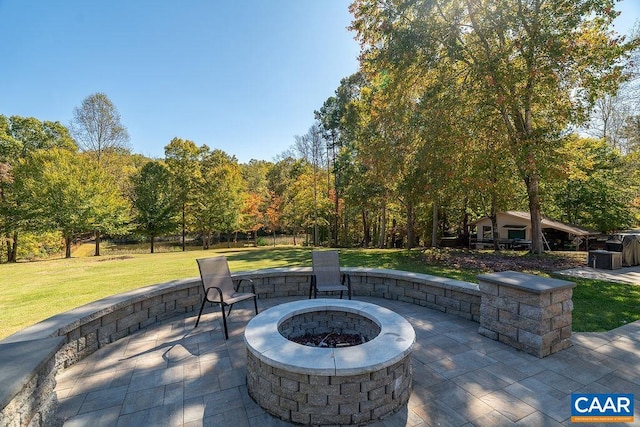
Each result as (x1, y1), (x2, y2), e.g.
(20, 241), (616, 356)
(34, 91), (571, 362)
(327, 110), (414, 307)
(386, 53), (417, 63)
(421, 249), (586, 275)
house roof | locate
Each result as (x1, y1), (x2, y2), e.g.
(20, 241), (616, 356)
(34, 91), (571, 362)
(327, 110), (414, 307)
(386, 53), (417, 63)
(470, 210), (594, 236)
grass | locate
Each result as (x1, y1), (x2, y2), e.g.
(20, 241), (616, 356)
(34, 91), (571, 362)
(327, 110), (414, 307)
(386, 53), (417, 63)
(0, 246), (638, 339)
(569, 276), (640, 332)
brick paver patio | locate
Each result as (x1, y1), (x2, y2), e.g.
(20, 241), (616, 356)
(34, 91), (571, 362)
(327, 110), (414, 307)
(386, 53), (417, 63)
(55, 296), (640, 426)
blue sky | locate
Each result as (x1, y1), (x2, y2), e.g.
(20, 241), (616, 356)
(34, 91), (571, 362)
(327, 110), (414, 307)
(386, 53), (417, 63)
(0, 1), (637, 164)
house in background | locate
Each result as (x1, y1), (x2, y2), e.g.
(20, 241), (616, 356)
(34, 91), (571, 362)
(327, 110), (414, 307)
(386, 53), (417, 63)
(469, 210), (595, 250)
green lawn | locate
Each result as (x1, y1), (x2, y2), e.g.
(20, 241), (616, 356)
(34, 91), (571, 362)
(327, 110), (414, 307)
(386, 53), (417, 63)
(1, 246), (638, 339)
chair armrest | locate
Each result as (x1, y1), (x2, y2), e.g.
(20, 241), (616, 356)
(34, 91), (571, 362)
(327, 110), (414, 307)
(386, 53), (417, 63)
(205, 286), (224, 302)
(341, 272), (352, 298)
(236, 278), (256, 294)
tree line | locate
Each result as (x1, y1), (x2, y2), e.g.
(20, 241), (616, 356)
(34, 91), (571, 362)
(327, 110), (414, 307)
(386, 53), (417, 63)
(2, 0), (640, 261)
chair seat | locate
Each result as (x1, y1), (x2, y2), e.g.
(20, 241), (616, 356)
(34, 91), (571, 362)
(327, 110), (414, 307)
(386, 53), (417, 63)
(315, 284), (349, 292)
(220, 292), (256, 306)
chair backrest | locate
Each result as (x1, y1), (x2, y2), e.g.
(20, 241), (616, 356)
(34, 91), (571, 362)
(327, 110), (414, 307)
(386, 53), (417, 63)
(312, 250), (341, 286)
(196, 256), (235, 300)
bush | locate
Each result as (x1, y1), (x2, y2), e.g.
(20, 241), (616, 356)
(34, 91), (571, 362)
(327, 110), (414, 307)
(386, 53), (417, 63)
(17, 232), (64, 260)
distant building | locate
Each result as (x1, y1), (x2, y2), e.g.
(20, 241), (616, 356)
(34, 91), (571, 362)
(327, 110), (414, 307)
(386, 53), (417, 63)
(469, 211), (594, 250)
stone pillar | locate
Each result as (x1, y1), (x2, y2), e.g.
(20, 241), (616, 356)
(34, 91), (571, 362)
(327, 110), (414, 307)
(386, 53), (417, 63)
(477, 271), (576, 358)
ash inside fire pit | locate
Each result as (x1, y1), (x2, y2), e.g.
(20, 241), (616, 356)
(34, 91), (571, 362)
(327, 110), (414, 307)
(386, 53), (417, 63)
(278, 309), (381, 348)
(289, 331), (367, 347)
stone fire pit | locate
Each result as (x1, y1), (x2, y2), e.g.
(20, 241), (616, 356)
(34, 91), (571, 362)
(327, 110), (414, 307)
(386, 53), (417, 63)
(244, 299), (415, 425)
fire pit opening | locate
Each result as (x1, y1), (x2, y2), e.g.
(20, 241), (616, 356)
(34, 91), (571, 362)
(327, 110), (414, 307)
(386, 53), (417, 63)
(244, 299), (415, 425)
(279, 309), (381, 348)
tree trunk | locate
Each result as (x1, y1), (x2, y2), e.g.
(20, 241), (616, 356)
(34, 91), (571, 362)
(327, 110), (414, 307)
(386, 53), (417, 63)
(65, 236), (72, 258)
(181, 204), (186, 252)
(150, 235), (155, 253)
(94, 231), (101, 256)
(431, 202), (438, 248)
(490, 192), (500, 251)
(11, 232), (18, 262)
(7, 232), (18, 263)
(491, 214), (500, 251)
(526, 174), (544, 254)
(406, 200), (415, 249)
(462, 198), (470, 248)
(333, 193), (339, 247)
(362, 209), (370, 247)
(378, 203), (386, 249)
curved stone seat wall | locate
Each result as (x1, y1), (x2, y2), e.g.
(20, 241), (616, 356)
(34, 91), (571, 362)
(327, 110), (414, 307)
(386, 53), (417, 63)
(0, 267), (479, 426)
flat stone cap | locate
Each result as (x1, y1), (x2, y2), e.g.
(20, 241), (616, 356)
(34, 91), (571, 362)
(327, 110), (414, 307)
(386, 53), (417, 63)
(0, 336), (65, 408)
(477, 271), (576, 293)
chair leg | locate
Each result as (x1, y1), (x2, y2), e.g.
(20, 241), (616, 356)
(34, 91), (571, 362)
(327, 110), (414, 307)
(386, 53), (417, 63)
(253, 295), (258, 314)
(220, 303), (229, 340)
(194, 297), (208, 328)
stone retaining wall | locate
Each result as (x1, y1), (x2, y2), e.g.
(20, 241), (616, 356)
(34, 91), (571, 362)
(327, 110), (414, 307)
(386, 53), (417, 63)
(0, 266), (481, 426)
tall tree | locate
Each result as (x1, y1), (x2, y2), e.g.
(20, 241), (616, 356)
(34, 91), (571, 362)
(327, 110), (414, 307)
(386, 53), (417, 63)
(70, 92), (131, 255)
(0, 115), (76, 261)
(70, 93), (130, 163)
(547, 136), (635, 232)
(294, 125), (327, 246)
(131, 161), (180, 253)
(350, 0), (639, 253)
(164, 138), (201, 251)
(192, 148), (243, 249)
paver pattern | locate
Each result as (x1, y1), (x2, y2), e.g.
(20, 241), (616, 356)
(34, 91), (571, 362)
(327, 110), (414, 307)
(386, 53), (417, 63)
(55, 296), (640, 426)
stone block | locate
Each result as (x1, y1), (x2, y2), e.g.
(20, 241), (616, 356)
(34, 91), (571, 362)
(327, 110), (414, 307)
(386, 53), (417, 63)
(298, 402), (337, 415)
(541, 329), (561, 348)
(279, 396), (299, 411)
(352, 409), (372, 424)
(290, 411), (310, 424)
(501, 310), (550, 334)
(478, 282), (499, 296)
(518, 303), (542, 321)
(551, 288), (573, 304)
(117, 309), (149, 331)
(310, 413), (351, 425)
(542, 303), (563, 320)
(551, 313), (572, 330)
(518, 329), (543, 349)
(328, 392), (367, 405)
(340, 382), (360, 395)
(368, 386), (386, 401)
(299, 382), (339, 397)
(483, 295), (519, 313)
(340, 402), (359, 415)
(436, 296), (460, 311)
(280, 377), (299, 392)
(499, 286), (549, 306)
(478, 326), (498, 340)
(78, 318), (101, 336)
(372, 401), (399, 419)
(100, 305), (134, 326)
(551, 339), (571, 353)
(306, 393), (328, 406)
(562, 299), (574, 312)
(404, 289), (425, 300)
